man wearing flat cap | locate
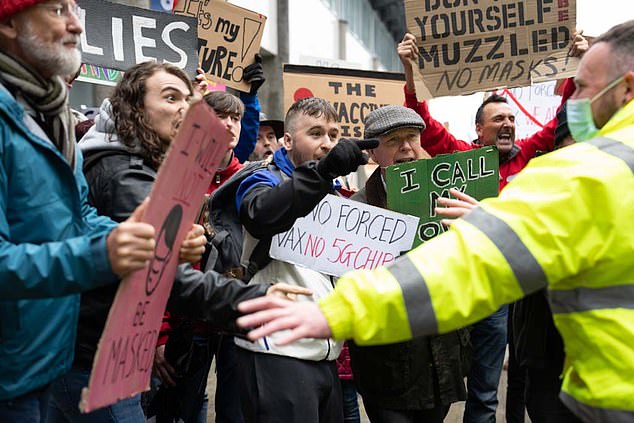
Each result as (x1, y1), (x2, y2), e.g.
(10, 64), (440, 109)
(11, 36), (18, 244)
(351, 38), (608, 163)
(0, 1), (158, 419)
(347, 105), (471, 423)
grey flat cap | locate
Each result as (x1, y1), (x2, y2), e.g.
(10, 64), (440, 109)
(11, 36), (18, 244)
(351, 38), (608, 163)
(364, 105), (425, 139)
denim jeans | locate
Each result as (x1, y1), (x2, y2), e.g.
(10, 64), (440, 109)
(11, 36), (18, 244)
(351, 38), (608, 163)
(505, 303), (526, 423)
(340, 379), (360, 423)
(464, 305), (508, 423)
(47, 367), (145, 422)
(0, 384), (50, 423)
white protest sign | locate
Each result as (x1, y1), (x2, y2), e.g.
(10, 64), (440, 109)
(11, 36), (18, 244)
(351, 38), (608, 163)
(270, 195), (419, 277)
(493, 81), (561, 139)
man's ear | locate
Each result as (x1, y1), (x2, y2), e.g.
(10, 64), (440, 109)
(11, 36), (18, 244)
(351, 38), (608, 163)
(621, 71), (634, 106)
(475, 122), (484, 139)
(0, 17), (19, 41)
(282, 132), (293, 151)
(368, 148), (377, 164)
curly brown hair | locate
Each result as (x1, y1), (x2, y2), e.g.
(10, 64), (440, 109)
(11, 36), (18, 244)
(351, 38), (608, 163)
(110, 62), (193, 170)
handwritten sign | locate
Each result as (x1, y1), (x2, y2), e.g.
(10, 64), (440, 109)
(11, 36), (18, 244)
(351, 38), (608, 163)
(283, 65), (406, 138)
(493, 81), (561, 139)
(405, 0), (577, 97)
(174, 0), (267, 92)
(270, 195), (419, 277)
(79, 101), (231, 412)
(386, 148), (499, 247)
(78, 0), (199, 76)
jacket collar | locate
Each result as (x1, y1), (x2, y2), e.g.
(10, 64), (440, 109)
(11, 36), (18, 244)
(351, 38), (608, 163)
(365, 167), (387, 208)
(217, 153), (241, 177)
(0, 82), (73, 166)
(273, 147), (342, 189)
(599, 98), (634, 137)
(273, 148), (295, 177)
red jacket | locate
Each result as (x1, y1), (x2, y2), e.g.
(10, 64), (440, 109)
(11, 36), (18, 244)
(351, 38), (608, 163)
(405, 79), (575, 191)
(206, 154), (243, 195)
(158, 155), (244, 346)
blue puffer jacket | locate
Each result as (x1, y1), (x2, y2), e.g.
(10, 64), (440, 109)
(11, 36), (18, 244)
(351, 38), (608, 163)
(0, 84), (118, 400)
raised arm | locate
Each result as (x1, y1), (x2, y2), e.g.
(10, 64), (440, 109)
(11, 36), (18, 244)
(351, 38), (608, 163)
(399, 33), (473, 156)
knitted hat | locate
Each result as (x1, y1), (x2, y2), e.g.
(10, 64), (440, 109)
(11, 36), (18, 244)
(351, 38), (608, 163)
(364, 105), (425, 139)
(0, 0), (48, 20)
(554, 103), (571, 147)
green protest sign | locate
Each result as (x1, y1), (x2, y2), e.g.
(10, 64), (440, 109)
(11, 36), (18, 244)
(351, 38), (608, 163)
(386, 147), (499, 247)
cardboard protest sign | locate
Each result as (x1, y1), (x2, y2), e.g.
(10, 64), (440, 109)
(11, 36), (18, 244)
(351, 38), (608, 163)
(404, 0), (577, 97)
(174, 0), (267, 92)
(493, 81), (561, 138)
(386, 148), (499, 247)
(270, 194), (419, 277)
(283, 65), (406, 138)
(79, 101), (231, 413)
(77, 0), (199, 76)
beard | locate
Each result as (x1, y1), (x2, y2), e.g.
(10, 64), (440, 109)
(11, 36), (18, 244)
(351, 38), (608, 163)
(16, 23), (81, 77)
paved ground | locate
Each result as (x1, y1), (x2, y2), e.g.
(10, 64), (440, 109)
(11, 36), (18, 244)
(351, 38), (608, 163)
(205, 355), (513, 422)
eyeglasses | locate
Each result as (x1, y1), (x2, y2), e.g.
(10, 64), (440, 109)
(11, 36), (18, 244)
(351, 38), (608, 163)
(36, 2), (81, 19)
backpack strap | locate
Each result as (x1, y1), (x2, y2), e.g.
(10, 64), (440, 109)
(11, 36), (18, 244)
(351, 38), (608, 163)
(242, 160), (286, 281)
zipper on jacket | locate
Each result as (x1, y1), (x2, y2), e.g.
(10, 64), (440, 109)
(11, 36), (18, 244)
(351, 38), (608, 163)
(324, 275), (336, 360)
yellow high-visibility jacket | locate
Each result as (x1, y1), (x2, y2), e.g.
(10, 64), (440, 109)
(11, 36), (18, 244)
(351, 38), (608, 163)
(320, 99), (634, 422)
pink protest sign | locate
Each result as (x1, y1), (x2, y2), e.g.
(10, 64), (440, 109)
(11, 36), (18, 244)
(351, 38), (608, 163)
(80, 100), (231, 412)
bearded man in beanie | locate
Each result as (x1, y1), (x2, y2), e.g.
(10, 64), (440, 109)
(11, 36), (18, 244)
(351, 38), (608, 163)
(0, 2), (162, 420)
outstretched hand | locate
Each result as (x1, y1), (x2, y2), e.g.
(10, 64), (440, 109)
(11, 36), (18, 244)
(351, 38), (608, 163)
(267, 283), (313, 301)
(435, 188), (479, 227)
(237, 295), (332, 345)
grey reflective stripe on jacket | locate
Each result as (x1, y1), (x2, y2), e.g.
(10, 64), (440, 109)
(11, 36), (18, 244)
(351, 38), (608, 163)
(463, 207), (548, 295)
(548, 137), (634, 316)
(386, 255), (438, 336)
(588, 137), (634, 174)
(560, 391), (634, 423)
(549, 285), (634, 314)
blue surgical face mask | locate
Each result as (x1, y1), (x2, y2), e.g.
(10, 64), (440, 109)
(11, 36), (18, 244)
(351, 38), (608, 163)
(566, 75), (624, 142)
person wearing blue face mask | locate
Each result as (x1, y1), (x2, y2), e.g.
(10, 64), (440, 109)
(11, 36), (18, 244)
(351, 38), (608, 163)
(565, 23), (634, 144)
(566, 74), (628, 142)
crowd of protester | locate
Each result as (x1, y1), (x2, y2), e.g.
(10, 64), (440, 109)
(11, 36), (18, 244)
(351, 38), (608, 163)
(0, 1), (632, 422)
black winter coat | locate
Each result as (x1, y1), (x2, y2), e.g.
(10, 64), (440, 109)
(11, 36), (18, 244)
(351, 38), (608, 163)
(512, 290), (566, 370)
(74, 143), (267, 369)
(348, 168), (471, 410)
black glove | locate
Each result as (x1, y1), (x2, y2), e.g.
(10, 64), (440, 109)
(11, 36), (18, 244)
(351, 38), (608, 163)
(243, 53), (265, 95)
(316, 138), (379, 180)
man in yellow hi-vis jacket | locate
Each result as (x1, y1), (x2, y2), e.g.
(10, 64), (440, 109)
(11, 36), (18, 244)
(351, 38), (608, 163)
(236, 21), (634, 423)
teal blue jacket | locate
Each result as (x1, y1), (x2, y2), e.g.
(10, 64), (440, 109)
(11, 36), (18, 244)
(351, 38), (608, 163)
(0, 84), (118, 400)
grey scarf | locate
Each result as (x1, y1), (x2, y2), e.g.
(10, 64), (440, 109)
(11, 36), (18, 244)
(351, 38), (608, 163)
(0, 50), (75, 168)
